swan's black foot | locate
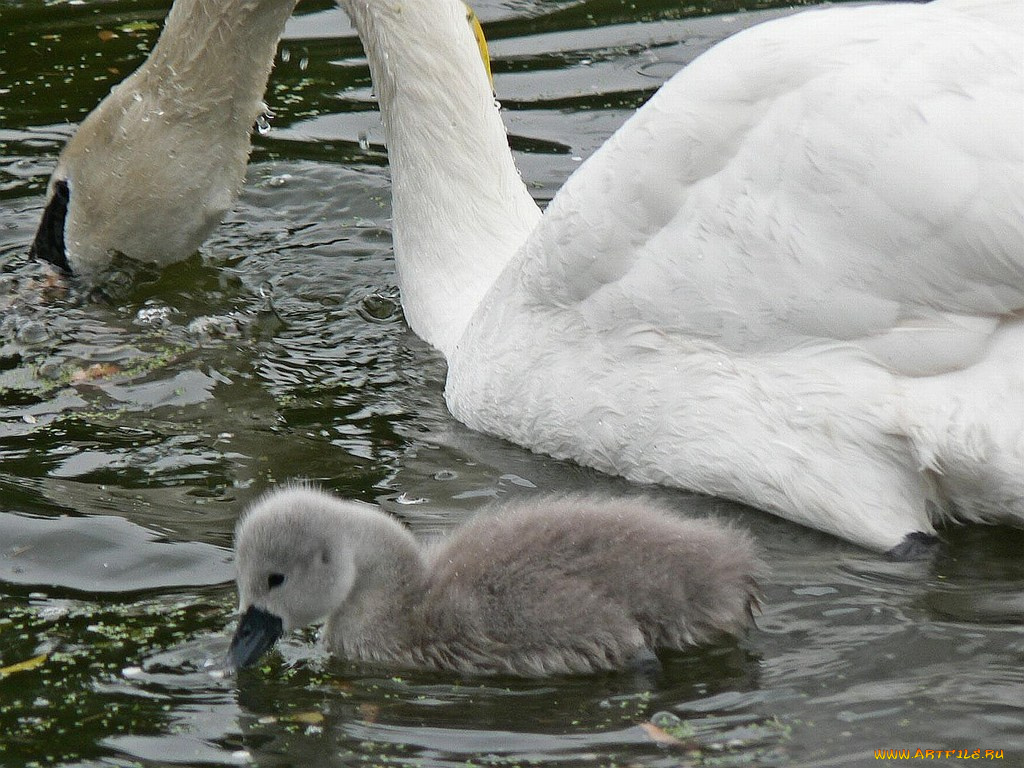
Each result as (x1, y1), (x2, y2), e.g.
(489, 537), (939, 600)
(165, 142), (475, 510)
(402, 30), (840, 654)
(885, 532), (940, 561)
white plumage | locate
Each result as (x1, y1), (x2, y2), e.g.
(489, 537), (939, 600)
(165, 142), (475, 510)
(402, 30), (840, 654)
(338, 0), (1024, 553)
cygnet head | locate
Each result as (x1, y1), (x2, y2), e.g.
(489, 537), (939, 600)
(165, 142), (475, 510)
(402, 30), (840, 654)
(227, 486), (371, 669)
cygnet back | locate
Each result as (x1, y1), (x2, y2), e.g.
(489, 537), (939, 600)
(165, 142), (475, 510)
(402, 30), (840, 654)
(406, 495), (763, 675)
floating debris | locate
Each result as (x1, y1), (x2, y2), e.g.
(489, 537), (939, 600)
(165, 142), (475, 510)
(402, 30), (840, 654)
(0, 653), (48, 678)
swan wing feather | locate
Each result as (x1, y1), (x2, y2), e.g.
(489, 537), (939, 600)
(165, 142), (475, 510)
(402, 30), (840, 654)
(487, 0), (1024, 377)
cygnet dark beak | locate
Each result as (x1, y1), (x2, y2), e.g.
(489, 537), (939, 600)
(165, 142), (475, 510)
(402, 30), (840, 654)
(226, 605), (284, 670)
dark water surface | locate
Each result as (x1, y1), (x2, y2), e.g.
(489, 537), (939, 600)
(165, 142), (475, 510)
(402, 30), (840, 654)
(1, 1), (1022, 765)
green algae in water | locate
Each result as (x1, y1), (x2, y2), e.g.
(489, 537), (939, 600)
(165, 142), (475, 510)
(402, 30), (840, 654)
(0, 591), (234, 766)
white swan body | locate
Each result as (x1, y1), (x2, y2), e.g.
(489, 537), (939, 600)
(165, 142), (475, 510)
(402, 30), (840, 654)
(339, 0), (1024, 553)
(31, 0), (297, 280)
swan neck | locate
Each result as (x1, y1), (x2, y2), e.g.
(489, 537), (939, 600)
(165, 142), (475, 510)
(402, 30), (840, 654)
(141, 0), (297, 124)
(340, 515), (427, 642)
(339, 0), (541, 356)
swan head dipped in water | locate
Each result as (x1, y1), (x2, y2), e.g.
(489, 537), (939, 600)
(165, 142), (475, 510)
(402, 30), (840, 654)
(30, 0), (298, 282)
(226, 486), (764, 676)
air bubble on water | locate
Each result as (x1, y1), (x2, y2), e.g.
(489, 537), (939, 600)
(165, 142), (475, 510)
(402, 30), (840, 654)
(357, 292), (399, 323)
(187, 314), (243, 340)
(38, 605), (68, 622)
(134, 304), (174, 328)
(16, 320), (50, 345)
(650, 711), (682, 729)
(37, 359), (64, 380)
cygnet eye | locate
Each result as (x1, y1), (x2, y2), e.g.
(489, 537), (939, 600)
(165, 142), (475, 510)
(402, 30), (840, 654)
(267, 573), (285, 589)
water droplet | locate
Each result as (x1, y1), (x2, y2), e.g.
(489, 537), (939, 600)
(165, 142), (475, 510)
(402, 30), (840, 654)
(280, 47), (291, 63)
(255, 112), (272, 136)
(493, 98), (502, 111)
(394, 492), (427, 506)
(255, 104), (276, 136)
(298, 56), (309, 71)
(357, 131), (370, 151)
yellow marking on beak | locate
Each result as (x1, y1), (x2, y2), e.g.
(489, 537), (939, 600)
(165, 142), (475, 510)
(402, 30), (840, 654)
(465, 4), (494, 92)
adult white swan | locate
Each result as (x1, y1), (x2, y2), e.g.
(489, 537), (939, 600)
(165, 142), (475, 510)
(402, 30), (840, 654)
(32, 0), (1024, 555)
(335, 0), (1024, 556)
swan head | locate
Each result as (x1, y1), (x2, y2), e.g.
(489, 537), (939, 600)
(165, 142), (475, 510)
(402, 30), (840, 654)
(227, 487), (364, 670)
(30, 90), (240, 283)
(29, 0), (298, 283)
